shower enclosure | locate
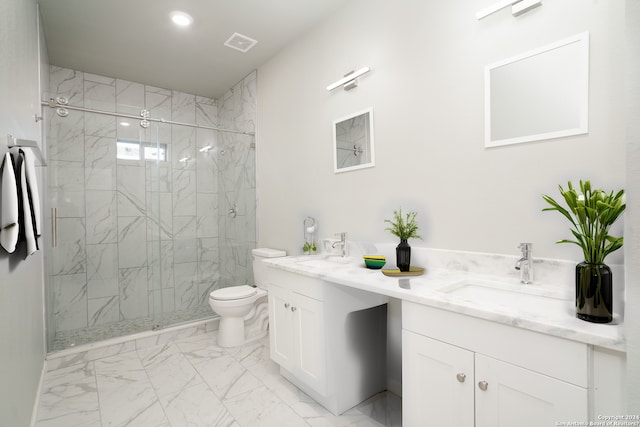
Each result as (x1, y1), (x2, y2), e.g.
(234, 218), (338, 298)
(43, 68), (257, 352)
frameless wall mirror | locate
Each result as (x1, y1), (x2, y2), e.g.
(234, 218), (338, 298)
(485, 32), (589, 148)
(333, 108), (375, 173)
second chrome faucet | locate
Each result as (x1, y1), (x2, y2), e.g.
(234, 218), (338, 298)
(515, 243), (533, 284)
(331, 232), (348, 257)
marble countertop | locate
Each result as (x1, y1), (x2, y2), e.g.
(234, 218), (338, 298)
(264, 254), (625, 352)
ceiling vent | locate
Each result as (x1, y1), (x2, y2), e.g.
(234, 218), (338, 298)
(224, 32), (258, 53)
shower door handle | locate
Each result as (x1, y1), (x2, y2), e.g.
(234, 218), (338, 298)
(51, 207), (57, 248)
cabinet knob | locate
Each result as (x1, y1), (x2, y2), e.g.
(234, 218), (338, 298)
(478, 380), (488, 391)
(291, 306), (297, 312)
(284, 303), (290, 309)
(456, 373), (466, 383)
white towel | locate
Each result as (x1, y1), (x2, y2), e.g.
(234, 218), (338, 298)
(0, 152), (19, 253)
(19, 149), (40, 256)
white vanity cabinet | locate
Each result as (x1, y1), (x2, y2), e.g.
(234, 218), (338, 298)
(265, 265), (389, 415)
(268, 281), (327, 394)
(402, 301), (590, 427)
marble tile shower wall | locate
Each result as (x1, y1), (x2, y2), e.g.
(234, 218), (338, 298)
(217, 71), (257, 289)
(47, 66), (257, 336)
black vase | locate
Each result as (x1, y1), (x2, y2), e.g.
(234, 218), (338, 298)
(396, 239), (411, 272)
(576, 262), (613, 323)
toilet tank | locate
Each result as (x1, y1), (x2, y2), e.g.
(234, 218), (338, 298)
(252, 248), (286, 288)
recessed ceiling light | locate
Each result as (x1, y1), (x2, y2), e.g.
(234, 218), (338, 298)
(170, 11), (193, 27)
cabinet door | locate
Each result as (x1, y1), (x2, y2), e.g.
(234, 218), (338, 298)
(402, 331), (475, 427)
(475, 354), (588, 427)
(268, 284), (294, 369)
(292, 291), (327, 394)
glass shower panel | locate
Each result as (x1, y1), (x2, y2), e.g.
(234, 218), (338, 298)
(218, 131), (257, 290)
(45, 106), (165, 351)
(150, 123), (222, 328)
(145, 124), (257, 329)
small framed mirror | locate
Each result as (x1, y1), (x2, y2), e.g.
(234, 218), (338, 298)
(333, 108), (375, 173)
(485, 32), (589, 147)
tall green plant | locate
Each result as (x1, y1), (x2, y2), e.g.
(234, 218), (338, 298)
(384, 208), (422, 241)
(542, 180), (625, 264)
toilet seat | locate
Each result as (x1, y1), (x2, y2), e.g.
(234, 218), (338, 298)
(210, 285), (257, 301)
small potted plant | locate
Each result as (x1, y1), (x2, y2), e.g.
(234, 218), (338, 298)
(542, 180), (625, 323)
(384, 208), (422, 271)
(303, 241), (317, 255)
(302, 216), (318, 255)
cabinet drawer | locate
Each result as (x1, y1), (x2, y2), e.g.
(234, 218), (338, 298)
(265, 268), (324, 300)
(402, 301), (588, 387)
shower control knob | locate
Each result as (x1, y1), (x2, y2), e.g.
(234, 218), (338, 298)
(456, 373), (466, 383)
(478, 381), (488, 391)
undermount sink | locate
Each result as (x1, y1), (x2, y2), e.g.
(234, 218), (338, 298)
(294, 256), (353, 268)
(440, 279), (569, 312)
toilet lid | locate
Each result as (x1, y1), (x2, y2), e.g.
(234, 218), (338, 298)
(210, 285), (257, 301)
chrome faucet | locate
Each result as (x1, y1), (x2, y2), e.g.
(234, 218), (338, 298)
(331, 232), (348, 257)
(515, 243), (533, 284)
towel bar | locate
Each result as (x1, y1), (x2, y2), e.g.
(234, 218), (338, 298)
(6, 134), (47, 166)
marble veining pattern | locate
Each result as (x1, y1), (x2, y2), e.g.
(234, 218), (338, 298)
(265, 245), (626, 351)
(37, 331), (401, 426)
(52, 273), (88, 332)
(116, 79), (144, 115)
(88, 295), (119, 327)
(84, 79), (116, 113)
(119, 266), (149, 320)
(47, 66), (257, 351)
(84, 111), (116, 138)
(86, 243), (119, 299)
(36, 362), (101, 427)
(49, 66), (84, 106)
(85, 190), (117, 244)
(52, 218), (86, 275)
(47, 110), (85, 163)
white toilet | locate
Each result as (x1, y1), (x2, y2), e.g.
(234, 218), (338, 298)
(209, 248), (286, 347)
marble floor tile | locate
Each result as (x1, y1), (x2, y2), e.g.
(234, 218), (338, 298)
(37, 331), (401, 427)
(223, 385), (309, 427)
(94, 351), (169, 426)
(36, 362), (101, 427)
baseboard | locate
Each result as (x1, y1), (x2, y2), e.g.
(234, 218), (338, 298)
(29, 359), (47, 427)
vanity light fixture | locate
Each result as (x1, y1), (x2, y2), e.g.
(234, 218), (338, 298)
(476, 0), (541, 20)
(170, 11), (193, 27)
(326, 67), (370, 92)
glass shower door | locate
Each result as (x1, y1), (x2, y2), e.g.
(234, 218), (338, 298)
(45, 104), (165, 351)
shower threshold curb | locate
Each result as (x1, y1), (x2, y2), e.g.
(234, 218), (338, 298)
(46, 317), (219, 364)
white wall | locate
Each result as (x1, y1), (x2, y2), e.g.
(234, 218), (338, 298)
(256, 0), (626, 264)
(625, 0), (640, 413)
(256, 0), (628, 400)
(0, 0), (46, 425)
